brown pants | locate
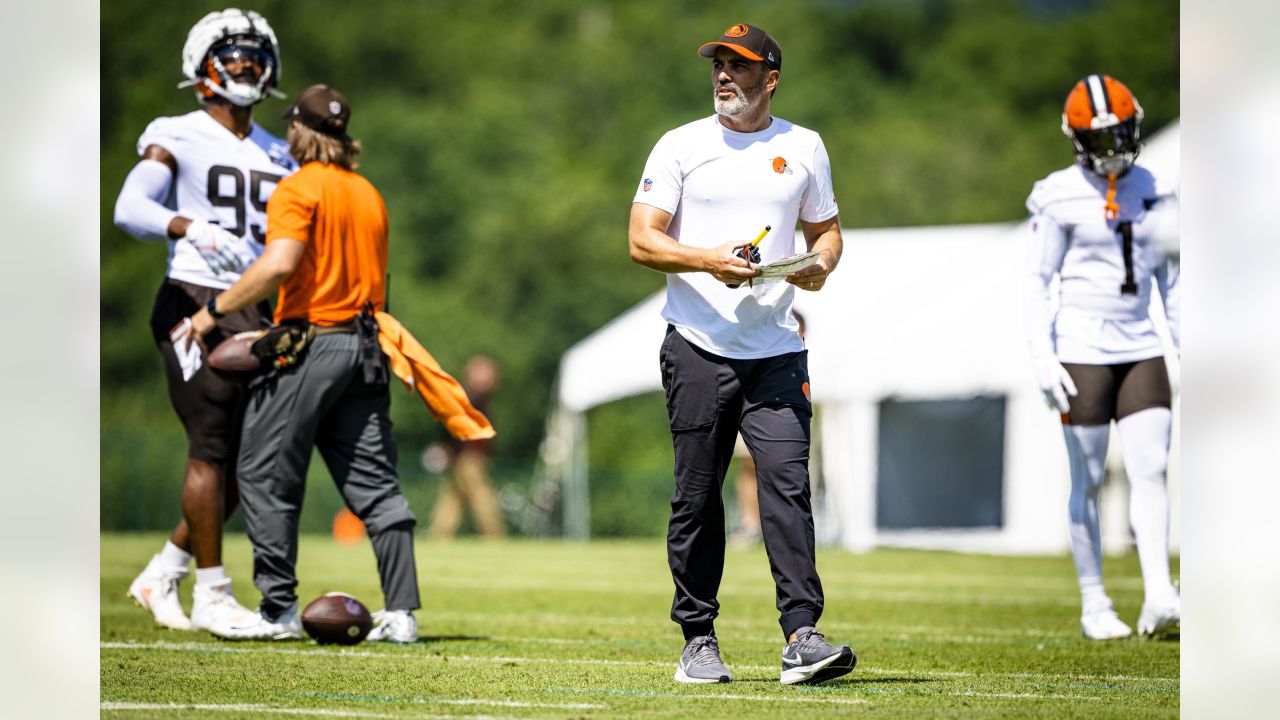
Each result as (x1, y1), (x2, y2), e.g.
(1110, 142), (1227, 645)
(429, 449), (505, 538)
(1061, 356), (1172, 426)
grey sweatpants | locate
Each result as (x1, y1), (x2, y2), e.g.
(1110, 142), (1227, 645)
(237, 332), (420, 619)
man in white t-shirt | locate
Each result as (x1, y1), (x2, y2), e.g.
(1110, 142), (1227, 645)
(112, 8), (296, 637)
(629, 22), (855, 686)
(1024, 74), (1180, 641)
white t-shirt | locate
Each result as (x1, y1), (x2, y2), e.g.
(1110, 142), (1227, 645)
(137, 110), (297, 289)
(1024, 163), (1180, 365)
(634, 115), (839, 359)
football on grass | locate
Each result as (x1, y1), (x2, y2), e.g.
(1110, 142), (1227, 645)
(208, 330), (265, 372)
(301, 592), (373, 645)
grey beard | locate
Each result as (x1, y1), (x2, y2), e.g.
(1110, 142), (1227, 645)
(714, 89), (750, 117)
(714, 79), (764, 118)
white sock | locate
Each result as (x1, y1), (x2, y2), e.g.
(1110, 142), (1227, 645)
(159, 540), (193, 569)
(1079, 578), (1110, 612)
(1064, 423), (1111, 610)
(194, 566), (229, 587)
(1117, 407), (1178, 603)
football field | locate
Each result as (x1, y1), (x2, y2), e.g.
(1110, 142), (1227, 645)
(101, 534), (1178, 718)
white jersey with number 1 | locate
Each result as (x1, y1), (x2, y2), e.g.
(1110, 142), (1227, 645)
(1024, 163), (1180, 366)
(137, 109), (297, 290)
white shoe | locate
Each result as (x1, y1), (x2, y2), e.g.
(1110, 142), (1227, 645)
(1081, 603), (1133, 640)
(191, 579), (260, 635)
(127, 555), (192, 631)
(212, 603), (303, 641)
(366, 609), (417, 643)
(1137, 595), (1180, 637)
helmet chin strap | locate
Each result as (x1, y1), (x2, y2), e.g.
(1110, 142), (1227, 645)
(1104, 173), (1119, 221)
(1084, 152), (1132, 221)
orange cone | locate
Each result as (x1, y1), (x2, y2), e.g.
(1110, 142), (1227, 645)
(332, 507), (366, 546)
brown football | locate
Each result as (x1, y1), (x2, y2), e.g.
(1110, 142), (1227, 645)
(301, 592), (373, 645)
(208, 330), (265, 372)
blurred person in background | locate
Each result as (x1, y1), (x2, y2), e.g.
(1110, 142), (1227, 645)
(429, 355), (506, 539)
(629, 23), (855, 686)
(181, 85), (436, 642)
(1024, 74), (1180, 641)
(112, 8), (295, 636)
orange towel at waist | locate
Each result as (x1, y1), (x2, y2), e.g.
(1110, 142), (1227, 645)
(375, 311), (495, 441)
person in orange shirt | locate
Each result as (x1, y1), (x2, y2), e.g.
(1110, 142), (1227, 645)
(184, 84), (421, 643)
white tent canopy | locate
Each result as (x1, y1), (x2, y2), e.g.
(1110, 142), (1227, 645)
(547, 123), (1179, 553)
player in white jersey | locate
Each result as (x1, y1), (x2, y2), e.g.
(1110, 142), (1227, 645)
(112, 8), (296, 636)
(630, 23), (854, 686)
(1024, 74), (1180, 640)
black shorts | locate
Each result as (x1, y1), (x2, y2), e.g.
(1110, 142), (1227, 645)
(149, 278), (271, 466)
(1061, 356), (1172, 426)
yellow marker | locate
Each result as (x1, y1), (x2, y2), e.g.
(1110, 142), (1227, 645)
(750, 225), (772, 247)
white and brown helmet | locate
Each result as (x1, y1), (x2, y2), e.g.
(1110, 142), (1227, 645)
(178, 8), (283, 107)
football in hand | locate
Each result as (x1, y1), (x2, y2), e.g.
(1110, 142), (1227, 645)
(301, 592), (373, 645)
(207, 330), (265, 372)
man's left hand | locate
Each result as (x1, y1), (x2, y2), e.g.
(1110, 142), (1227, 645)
(786, 249), (833, 291)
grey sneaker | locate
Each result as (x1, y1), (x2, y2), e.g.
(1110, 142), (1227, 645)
(674, 634), (732, 683)
(780, 626), (857, 685)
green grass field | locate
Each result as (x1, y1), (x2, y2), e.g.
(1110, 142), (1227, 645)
(101, 533), (1178, 718)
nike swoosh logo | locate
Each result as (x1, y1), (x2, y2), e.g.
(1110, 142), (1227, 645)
(782, 652), (803, 664)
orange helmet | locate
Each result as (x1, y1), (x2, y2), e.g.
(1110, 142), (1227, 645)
(1061, 74), (1144, 176)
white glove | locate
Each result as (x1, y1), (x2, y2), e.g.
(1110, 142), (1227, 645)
(183, 219), (246, 275)
(168, 317), (203, 382)
(1037, 358), (1078, 413)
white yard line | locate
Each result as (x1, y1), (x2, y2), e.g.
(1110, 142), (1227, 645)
(424, 610), (1080, 639)
(103, 640), (385, 658)
(103, 695), (601, 713)
(424, 578), (1082, 606)
(103, 640), (1177, 685)
(549, 688), (868, 705)
(486, 632), (1061, 647)
(682, 692), (867, 705)
(954, 691), (1103, 702)
(101, 702), (396, 718)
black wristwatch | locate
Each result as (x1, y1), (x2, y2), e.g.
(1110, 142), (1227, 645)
(206, 296), (226, 320)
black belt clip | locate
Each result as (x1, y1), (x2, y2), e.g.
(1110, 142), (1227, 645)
(357, 301), (389, 386)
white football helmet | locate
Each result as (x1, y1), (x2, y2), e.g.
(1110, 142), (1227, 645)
(178, 8), (283, 106)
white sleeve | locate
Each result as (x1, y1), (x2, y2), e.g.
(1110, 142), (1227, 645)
(799, 136), (839, 223)
(1023, 213), (1068, 363)
(1155, 255), (1180, 350)
(632, 133), (682, 213)
(113, 159), (178, 241)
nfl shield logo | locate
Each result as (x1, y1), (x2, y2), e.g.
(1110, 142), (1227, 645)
(643, 178), (653, 192)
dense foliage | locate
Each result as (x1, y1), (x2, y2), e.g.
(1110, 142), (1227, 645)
(101, 0), (1178, 534)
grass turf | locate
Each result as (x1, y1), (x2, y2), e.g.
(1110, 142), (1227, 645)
(101, 533), (1178, 718)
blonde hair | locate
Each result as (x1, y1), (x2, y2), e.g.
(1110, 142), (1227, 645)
(287, 121), (362, 170)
